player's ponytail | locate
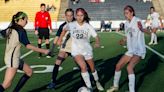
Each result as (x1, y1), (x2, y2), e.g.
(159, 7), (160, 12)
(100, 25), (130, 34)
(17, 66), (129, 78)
(76, 8), (90, 23)
(3, 11), (27, 39)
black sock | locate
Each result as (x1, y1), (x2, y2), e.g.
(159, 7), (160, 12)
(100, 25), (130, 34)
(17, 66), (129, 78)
(46, 44), (50, 49)
(38, 44), (42, 57)
(52, 64), (60, 83)
(13, 74), (30, 92)
(50, 43), (56, 53)
(0, 85), (4, 92)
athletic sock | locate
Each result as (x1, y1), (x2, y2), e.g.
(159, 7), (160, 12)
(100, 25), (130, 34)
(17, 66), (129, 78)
(38, 44), (42, 57)
(13, 74), (30, 92)
(92, 70), (99, 81)
(81, 72), (92, 89)
(0, 85), (4, 92)
(113, 71), (121, 87)
(52, 64), (60, 83)
(128, 74), (135, 92)
(46, 44), (50, 49)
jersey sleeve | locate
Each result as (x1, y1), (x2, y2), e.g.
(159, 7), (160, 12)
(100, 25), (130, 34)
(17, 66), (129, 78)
(17, 30), (30, 46)
(56, 25), (63, 36)
(89, 24), (97, 37)
(63, 23), (70, 31)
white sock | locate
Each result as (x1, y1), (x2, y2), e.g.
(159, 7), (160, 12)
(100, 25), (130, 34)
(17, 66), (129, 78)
(150, 33), (154, 43)
(81, 72), (92, 88)
(92, 70), (99, 81)
(113, 71), (121, 87)
(154, 33), (157, 43)
(128, 74), (135, 92)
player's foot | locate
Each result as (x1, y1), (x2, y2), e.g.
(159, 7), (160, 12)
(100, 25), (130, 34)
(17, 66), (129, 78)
(96, 81), (104, 91)
(153, 42), (158, 45)
(87, 87), (93, 92)
(38, 56), (41, 59)
(47, 82), (56, 89)
(107, 86), (118, 92)
(148, 42), (153, 45)
(46, 55), (51, 58)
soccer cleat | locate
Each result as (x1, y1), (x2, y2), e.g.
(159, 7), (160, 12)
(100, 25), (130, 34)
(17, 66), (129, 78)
(46, 55), (51, 58)
(153, 43), (158, 45)
(148, 42), (153, 45)
(107, 86), (119, 92)
(96, 81), (104, 91)
(47, 82), (56, 89)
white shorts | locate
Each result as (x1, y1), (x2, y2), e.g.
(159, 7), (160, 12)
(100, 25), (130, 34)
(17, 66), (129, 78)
(125, 51), (146, 59)
(71, 51), (93, 60)
(152, 23), (159, 28)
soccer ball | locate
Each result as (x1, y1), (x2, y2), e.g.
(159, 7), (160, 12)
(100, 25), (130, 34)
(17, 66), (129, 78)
(77, 86), (91, 92)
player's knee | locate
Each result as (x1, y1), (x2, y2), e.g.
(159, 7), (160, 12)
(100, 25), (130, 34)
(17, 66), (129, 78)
(80, 65), (87, 72)
(116, 64), (121, 71)
(127, 65), (134, 74)
(3, 81), (12, 89)
(25, 68), (33, 77)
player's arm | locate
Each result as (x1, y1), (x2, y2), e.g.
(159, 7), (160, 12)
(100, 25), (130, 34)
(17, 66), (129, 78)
(47, 12), (52, 33)
(57, 29), (67, 45)
(26, 44), (49, 54)
(138, 21), (151, 35)
(94, 36), (100, 48)
(34, 12), (39, 35)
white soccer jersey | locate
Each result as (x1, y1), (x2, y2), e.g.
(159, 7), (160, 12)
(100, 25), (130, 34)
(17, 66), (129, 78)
(65, 21), (97, 58)
(124, 16), (146, 59)
(150, 12), (160, 28)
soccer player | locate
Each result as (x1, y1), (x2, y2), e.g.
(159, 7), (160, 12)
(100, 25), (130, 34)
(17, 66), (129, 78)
(0, 12), (50, 92)
(58, 8), (104, 91)
(107, 5), (146, 92)
(34, 3), (52, 58)
(47, 8), (75, 89)
(148, 7), (163, 45)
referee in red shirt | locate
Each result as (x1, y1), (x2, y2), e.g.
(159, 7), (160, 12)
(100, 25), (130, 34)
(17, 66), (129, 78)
(34, 3), (52, 58)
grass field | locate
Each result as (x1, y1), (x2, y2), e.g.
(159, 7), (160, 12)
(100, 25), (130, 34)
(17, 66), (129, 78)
(0, 31), (164, 92)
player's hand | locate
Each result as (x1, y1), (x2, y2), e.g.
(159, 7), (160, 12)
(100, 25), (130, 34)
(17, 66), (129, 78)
(49, 29), (53, 34)
(35, 30), (38, 35)
(119, 39), (125, 46)
(44, 50), (50, 55)
(57, 39), (62, 46)
(94, 43), (100, 48)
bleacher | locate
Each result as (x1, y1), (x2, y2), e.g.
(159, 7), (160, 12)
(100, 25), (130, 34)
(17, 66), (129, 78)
(0, 0), (61, 22)
(69, 0), (152, 20)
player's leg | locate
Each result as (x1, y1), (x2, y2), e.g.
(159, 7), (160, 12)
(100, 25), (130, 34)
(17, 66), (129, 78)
(74, 55), (92, 89)
(152, 28), (158, 45)
(38, 28), (43, 58)
(50, 37), (59, 54)
(13, 61), (32, 92)
(0, 67), (17, 92)
(107, 55), (131, 92)
(127, 55), (141, 92)
(47, 51), (68, 89)
(86, 58), (104, 91)
(45, 28), (51, 58)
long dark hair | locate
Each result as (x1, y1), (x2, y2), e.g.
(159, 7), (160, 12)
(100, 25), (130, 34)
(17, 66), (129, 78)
(76, 8), (90, 23)
(3, 11), (27, 39)
(124, 5), (135, 16)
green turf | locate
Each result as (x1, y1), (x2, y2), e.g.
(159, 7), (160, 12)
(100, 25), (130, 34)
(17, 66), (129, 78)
(0, 32), (164, 92)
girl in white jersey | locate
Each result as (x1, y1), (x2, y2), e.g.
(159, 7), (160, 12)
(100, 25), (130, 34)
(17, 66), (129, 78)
(0, 12), (50, 92)
(107, 5), (147, 92)
(148, 7), (163, 45)
(58, 8), (104, 91)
